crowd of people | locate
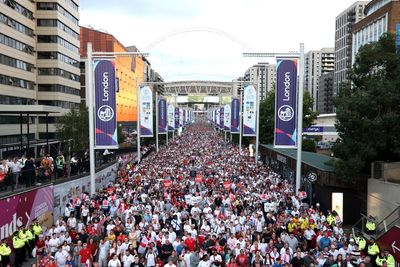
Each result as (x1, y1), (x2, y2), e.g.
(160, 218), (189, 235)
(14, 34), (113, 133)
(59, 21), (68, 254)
(0, 123), (396, 267)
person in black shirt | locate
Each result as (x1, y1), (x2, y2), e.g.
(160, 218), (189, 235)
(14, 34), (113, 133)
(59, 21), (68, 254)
(161, 239), (174, 264)
(291, 251), (305, 267)
(130, 255), (144, 267)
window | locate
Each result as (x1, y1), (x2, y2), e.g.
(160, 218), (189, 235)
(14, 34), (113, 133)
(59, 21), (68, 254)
(37, 2), (78, 25)
(38, 100), (79, 109)
(63, 0), (78, 11)
(0, 73), (34, 89)
(0, 33), (34, 54)
(38, 84), (80, 95)
(0, 54), (34, 72)
(37, 51), (79, 67)
(38, 67), (79, 81)
(1, 0), (33, 20)
(0, 12), (34, 37)
(37, 35), (79, 53)
(0, 94), (35, 105)
(37, 19), (79, 39)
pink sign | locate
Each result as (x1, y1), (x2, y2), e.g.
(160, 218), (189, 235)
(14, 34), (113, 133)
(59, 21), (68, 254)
(0, 186), (53, 240)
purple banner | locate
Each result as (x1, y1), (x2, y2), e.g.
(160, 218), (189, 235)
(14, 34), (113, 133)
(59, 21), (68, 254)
(231, 98), (240, 133)
(94, 60), (118, 148)
(175, 107), (180, 129)
(183, 109), (186, 125)
(219, 107), (224, 129)
(274, 58), (298, 148)
(158, 98), (167, 134)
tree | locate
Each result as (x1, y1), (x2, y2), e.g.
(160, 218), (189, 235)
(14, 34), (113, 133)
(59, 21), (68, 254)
(56, 104), (89, 154)
(259, 90), (318, 144)
(333, 33), (400, 182)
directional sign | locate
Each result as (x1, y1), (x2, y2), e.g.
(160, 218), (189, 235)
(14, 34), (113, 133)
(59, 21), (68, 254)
(376, 225), (400, 262)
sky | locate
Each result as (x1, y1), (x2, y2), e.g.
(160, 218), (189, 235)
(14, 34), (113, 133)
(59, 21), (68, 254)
(80, 0), (360, 82)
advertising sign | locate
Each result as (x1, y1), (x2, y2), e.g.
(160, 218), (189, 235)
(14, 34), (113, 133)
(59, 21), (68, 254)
(179, 108), (184, 127)
(224, 104), (231, 132)
(175, 107), (180, 129)
(94, 60), (118, 148)
(220, 107), (224, 129)
(158, 98), (167, 134)
(167, 104), (175, 132)
(274, 58), (298, 148)
(140, 86), (153, 137)
(0, 186), (53, 240)
(243, 85), (257, 136)
(231, 98), (240, 134)
(216, 108), (220, 129)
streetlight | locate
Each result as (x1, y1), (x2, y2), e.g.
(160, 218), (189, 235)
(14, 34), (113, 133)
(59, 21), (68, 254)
(243, 43), (305, 194)
(86, 43), (149, 196)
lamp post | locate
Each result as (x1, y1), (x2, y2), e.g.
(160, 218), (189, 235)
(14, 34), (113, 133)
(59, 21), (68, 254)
(86, 43), (149, 196)
(243, 43), (305, 193)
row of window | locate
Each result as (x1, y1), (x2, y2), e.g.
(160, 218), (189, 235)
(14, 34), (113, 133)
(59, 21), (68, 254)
(0, 53), (34, 72)
(0, 94), (35, 105)
(0, 12), (34, 37)
(0, 73), (34, 90)
(38, 117), (62, 124)
(38, 67), (79, 82)
(0, 134), (35, 146)
(0, 33), (34, 54)
(0, 115), (35, 124)
(37, 35), (79, 54)
(37, 19), (79, 39)
(37, 51), (79, 68)
(63, 0), (78, 12)
(36, 2), (78, 26)
(38, 100), (79, 109)
(1, 0), (33, 20)
(38, 84), (80, 96)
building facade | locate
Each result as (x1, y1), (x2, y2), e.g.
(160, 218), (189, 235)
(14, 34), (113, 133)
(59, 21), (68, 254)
(243, 63), (276, 101)
(317, 72), (334, 114)
(304, 48), (335, 111)
(0, 0), (80, 145)
(352, 0), (400, 63)
(334, 1), (368, 96)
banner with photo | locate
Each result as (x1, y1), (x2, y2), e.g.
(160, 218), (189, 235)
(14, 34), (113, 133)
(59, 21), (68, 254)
(224, 104), (231, 132)
(179, 108), (184, 127)
(219, 107), (224, 129)
(175, 107), (180, 129)
(158, 98), (167, 134)
(94, 60), (118, 148)
(243, 85), (257, 136)
(167, 104), (175, 132)
(274, 58), (298, 148)
(139, 86), (153, 137)
(231, 98), (240, 134)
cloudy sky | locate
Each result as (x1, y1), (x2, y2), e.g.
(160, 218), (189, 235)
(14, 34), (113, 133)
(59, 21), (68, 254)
(80, 0), (360, 81)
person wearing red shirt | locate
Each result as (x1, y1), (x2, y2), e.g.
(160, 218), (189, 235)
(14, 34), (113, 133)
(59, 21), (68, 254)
(185, 234), (196, 251)
(79, 243), (93, 266)
(35, 235), (46, 263)
(236, 250), (249, 267)
(87, 238), (98, 259)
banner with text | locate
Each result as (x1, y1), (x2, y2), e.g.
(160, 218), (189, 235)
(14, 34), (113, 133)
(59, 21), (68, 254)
(224, 104), (231, 132)
(220, 107), (224, 129)
(175, 107), (180, 129)
(243, 85), (257, 136)
(231, 98), (240, 134)
(167, 104), (175, 132)
(274, 58), (298, 148)
(158, 98), (167, 134)
(179, 108), (184, 127)
(216, 108), (220, 129)
(140, 86), (153, 137)
(94, 60), (118, 148)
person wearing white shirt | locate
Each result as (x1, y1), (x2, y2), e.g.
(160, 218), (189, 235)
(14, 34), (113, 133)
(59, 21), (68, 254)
(145, 247), (157, 267)
(98, 239), (110, 267)
(67, 215), (77, 229)
(198, 254), (211, 267)
(48, 234), (60, 255)
(108, 253), (121, 267)
(122, 250), (135, 267)
(54, 246), (69, 267)
(210, 251), (222, 267)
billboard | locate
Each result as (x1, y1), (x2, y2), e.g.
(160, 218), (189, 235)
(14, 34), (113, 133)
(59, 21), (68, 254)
(231, 98), (240, 134)
(139, 86), (153, 137)
(175, 107), (180, 129)
(167, 104), (175, 132)
(158, 98), (167, 134)
(224, 104), (231, 132)
(179, 108), (184, 127)
(94, 60), (118, 148)
(243, 85), (257, 136)
(274, 58), (298, 148)
(216, 108), (220, 129)
(220, 107), (224, 129)
(0, 186), (53, 240)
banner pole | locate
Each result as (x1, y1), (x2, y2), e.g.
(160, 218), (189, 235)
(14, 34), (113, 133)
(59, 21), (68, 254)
(239, 90), (243, 152)
(87, 43), (96, 197)
(296, 43), (305, 194)
(255, 83), (260, 164)
(137, 80), (141, 163)
(155, 90), (159, 152)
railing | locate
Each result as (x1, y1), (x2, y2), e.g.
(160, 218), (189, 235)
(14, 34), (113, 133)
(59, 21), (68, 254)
(352, 206), (400, 240)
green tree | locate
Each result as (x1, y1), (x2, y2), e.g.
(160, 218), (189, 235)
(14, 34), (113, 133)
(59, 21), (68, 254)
(302, 139), (316, 152)
(333, 33), (400, 182)
(56, 104), (89, 154)
(259, 90), (318, 144)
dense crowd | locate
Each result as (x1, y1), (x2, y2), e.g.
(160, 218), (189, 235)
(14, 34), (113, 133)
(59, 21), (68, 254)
(0, 123), (395, 267)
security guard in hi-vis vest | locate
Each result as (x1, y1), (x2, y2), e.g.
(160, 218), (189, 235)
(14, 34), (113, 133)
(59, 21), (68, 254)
(13, 231), (25, 267)
(0, 238), (11, 267)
